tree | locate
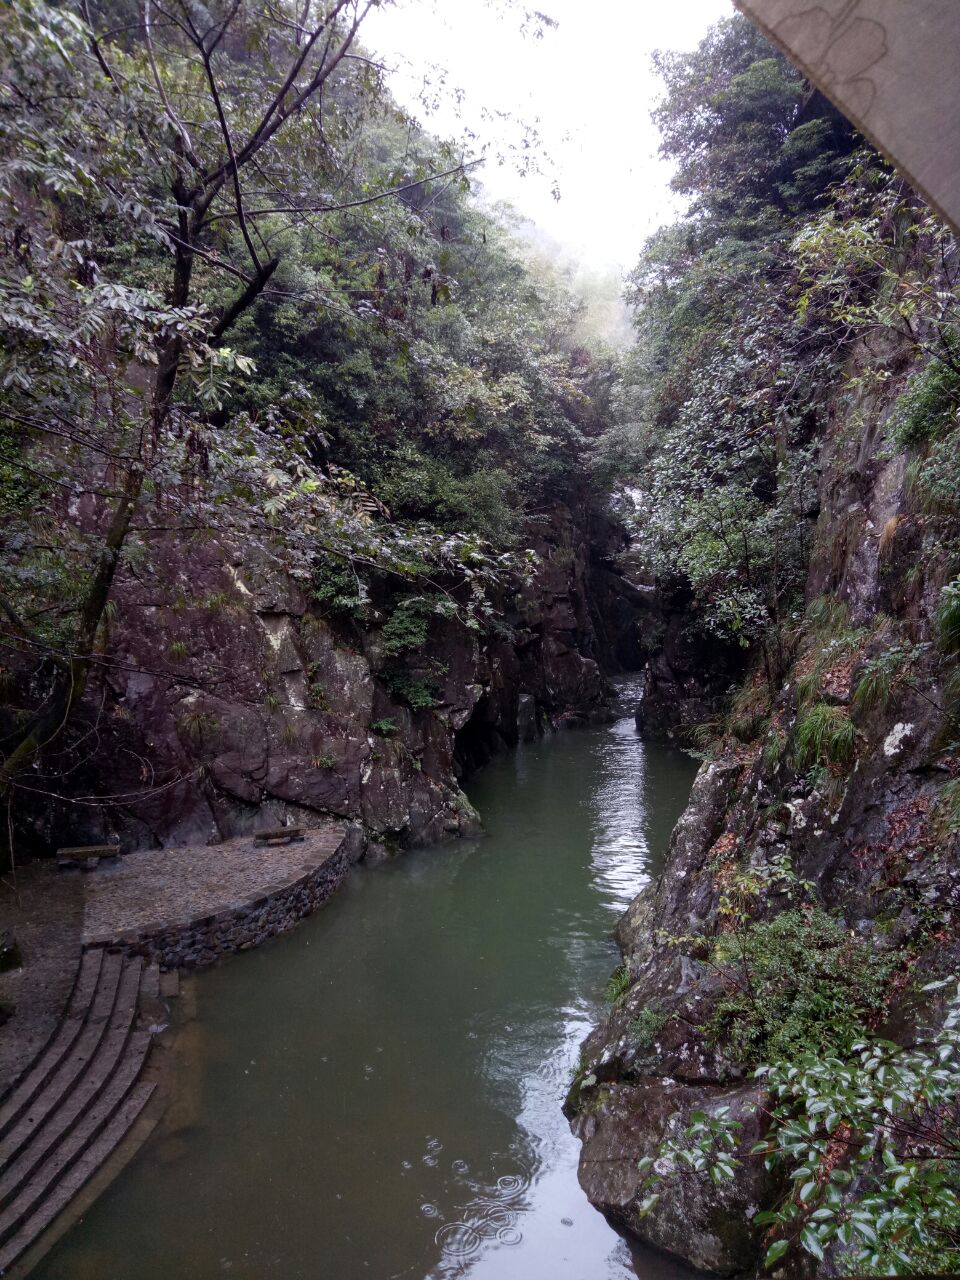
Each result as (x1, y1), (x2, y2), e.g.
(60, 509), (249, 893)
(0, 0), (488, 795)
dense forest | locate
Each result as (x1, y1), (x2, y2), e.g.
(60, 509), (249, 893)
(1, 2), (959, 1277)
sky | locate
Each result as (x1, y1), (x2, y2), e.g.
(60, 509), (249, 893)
(364, 0), (735, 276)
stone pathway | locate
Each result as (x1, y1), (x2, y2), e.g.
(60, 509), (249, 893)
(83, 825), (348, 950)
(0, 870), (83, 1096)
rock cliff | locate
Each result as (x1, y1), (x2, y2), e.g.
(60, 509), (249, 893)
(566, 344), (960, 1275)
(15, 498), (627, 859)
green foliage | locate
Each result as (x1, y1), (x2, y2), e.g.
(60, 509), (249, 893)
(0, 0), (613, 795)
(936, 579), (960, 655)
(794, 703), (856, 772)
(311, 753), (336, 770)
(708, 909), (896, 1063)
(805, 594), (851, 638)
(311, 560), (369, 624)
(651, 17), (855, 236)
(726, 677), (770, 742)
(201, 592), (232, 614)
(597, 16), (858, 670)
(380, 602), (430, 658)
(630, 1007), (668, 1049)
(646, 983), (960, 1272)
(381, 670), (437, 711)
(853, 643), (927, 714)
(370, 718), (397, 737)
(605, 966), (631, 1005)
(762, 726), (788, 771)
(891, 343), (960, 450)
(308, 683), (328, 711)
(637, 1105), (742, 1216)
(748, 981), (960, 1273)
(934, 778), (960, 837)
(167, 640), (188, 662)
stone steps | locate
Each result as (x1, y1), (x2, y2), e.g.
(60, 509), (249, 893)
(0, 950), (104, 1135)
(0, 1083), (155, 1277)
(0, 950), (163, 1275)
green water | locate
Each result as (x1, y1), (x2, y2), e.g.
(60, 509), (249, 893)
(37, 687), (698, 1280)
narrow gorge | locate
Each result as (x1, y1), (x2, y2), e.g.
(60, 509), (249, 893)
(1, 2), (959, 1278)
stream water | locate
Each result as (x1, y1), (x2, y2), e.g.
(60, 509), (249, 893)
(37, 682), (698, 1280)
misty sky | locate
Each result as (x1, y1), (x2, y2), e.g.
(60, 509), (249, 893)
(365, 0), (735, 275)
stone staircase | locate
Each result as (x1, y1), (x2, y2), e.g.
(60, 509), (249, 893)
(0, 948), (160, 1274)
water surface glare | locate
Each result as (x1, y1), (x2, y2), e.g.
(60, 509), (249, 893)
(37, 687), (698, 1280)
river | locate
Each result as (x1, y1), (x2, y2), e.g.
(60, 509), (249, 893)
(36, 683), (698, 1280)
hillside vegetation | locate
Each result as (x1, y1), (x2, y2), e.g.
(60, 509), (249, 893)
(0, 0), (615, 812)
(571, 16), (960, 1277)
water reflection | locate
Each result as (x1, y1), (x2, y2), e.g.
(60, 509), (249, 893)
(35, 687), (698, 1280)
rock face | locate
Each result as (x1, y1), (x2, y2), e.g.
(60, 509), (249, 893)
(567, 347), (960, 1275)
(16, 499), (623, 858)
(632, 581), (749, 744)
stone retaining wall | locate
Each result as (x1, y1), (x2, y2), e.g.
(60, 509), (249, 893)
(85, 825), (361, 970)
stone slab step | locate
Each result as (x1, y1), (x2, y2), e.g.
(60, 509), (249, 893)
(0, 954), (133, 1172)
(0, 950), (104, 1138)
(0, 1081), (155, 1276)
(140, 963), (160, 1002)
(0, 998), (149, 1212)
(0, 1030), (150, 1249)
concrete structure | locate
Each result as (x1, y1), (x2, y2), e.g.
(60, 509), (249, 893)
(736, 0), (960, 234)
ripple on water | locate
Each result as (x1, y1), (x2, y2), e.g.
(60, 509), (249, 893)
(495, 1172), (526, 1200)
(435, 1222), (483, 1259)
(464, 1202), (517, 1238)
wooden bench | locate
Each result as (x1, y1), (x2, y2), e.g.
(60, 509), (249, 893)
(253, 827), (305, 847)
(56, 844), (123, 870)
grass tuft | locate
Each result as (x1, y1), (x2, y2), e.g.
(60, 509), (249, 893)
(605, 966), (631, 1004)
(936, 579), (960, 655)
(794, 702), (855, 771)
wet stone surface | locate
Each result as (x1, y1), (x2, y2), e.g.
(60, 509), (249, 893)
(82, 822), (351, 969)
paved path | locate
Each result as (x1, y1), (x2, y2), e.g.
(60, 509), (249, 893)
(0, 870), (83, 1097)
(83, 825), (347, 948)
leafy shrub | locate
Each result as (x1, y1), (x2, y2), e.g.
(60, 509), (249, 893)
(380, 603), (429, 657)
(370, 718), (397, 736)
(308, 682), (328, 709)
(312, 559), (368, 622)
(630, 1007), (668, 1048)
(645, 981), (960, 1274)
(794, 702), (855, 771)
(381, 670), (437, 710)
(890, 345), (960, 450)
(708, 909), (896, 1063)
